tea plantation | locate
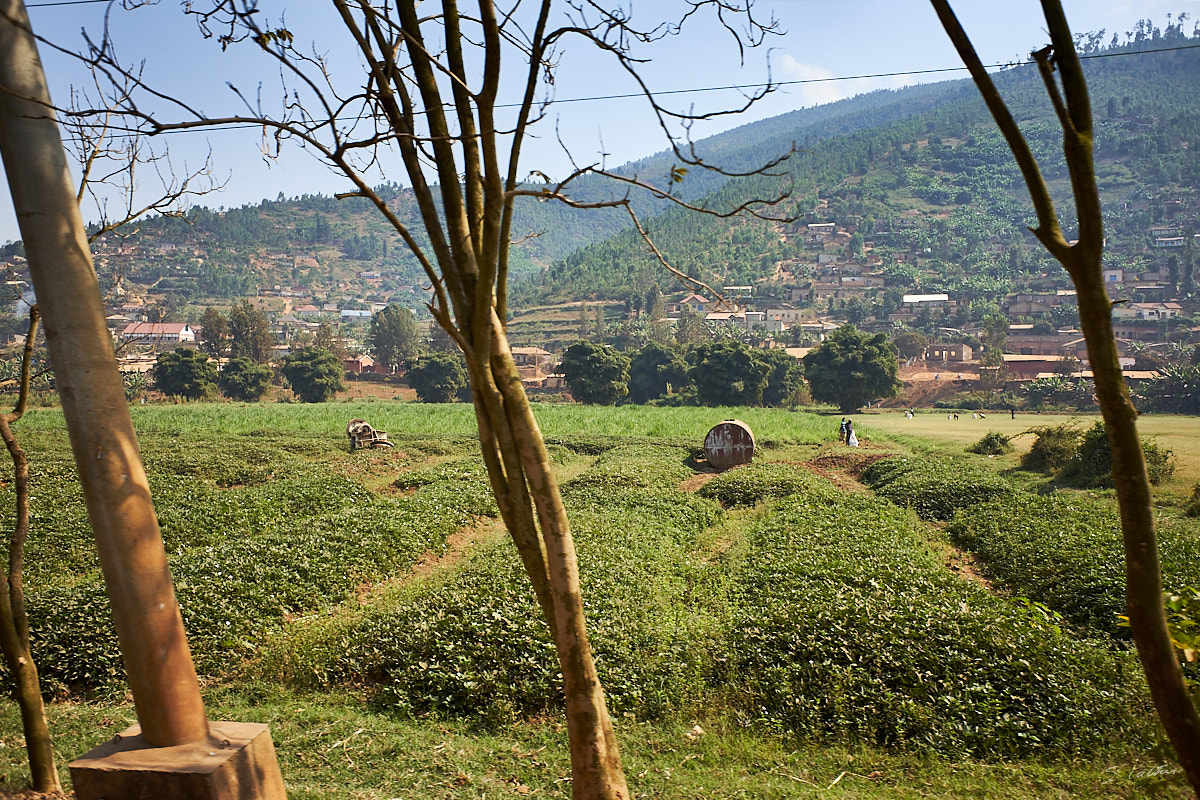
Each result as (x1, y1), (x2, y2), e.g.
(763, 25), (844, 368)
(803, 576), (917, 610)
(0, 404), (1193, 798)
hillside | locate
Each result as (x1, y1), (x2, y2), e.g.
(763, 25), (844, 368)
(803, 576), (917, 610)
(1, 26), (1193, 341)
(515, 30), (1200, 310)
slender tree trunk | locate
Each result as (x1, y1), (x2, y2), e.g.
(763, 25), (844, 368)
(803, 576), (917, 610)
(930, 1), (1200, 791)
(464, 315), (628, 800)
(0, 309), (59, 791)
(0, 0), (210, 747)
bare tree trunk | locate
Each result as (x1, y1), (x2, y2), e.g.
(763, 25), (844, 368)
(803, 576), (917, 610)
(0, 309), (60, 793)
(0, 0), (210, 747)
(931, 1), (1200, 792)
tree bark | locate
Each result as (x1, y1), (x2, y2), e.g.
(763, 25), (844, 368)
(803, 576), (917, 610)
(0, 0), (210, 748)
(931, 1), (1200, 792)
(0, 310), (60, 792)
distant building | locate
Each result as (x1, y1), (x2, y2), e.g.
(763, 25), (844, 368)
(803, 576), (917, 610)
(120, 323), (196, 344)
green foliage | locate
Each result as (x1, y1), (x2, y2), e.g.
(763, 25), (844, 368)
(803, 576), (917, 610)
(860, 456), (1013, 521)
(198, 306), (229, 359)
(966, 431), (1012, 455)
(1058, 422), (1175, 487)
(369, 304), (421, 371)
(1160, 587), (1200, 673)
(728, 491), (1143, 758)
(688, 340), (770, 407)
(282, 347), (345, 403)
(627, 342), (688, 404)
(560, 341), (630, 405)
(153, 348), (217, 400)
(345, 461), (722, 722)
(405, 354), (467, 403)
(803, 325), (900, 413)
(11, 432), (495, 694)
(759, 347), (805, 408)
(218, 357), (273, 402)
(227, 299), (274, 363)
(1019, 424), (1082, 473)
(1133, 364), (1200, 414)
(948, 494), (1200, 637)
(697, 462), (838, 507)
(892, 330), (928, 359)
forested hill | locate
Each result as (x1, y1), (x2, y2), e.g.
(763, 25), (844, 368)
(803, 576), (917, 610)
(517, 27), (1200, 308)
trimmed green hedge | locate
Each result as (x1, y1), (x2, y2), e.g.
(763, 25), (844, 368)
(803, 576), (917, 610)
(344, 470), (724, 722)
(948, 493), (1200, 636)
(727, 490), (1146, 758)
(17, 439), (495, 695)
(860, 456), (1014, 521)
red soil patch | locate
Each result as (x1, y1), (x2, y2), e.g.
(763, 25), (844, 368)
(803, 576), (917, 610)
(679, 472), (719, 492)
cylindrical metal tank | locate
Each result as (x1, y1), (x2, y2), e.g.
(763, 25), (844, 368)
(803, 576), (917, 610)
(704, 419), (755, 470)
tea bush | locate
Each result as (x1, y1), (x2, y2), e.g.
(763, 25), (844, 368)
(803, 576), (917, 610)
(948, 494), (1200, 636)
(860, 456), (1013, 521)
(560, 444), (697, 493)
(966, 431), (1012, 456)
(342, 472), (724, 722)
(16, 435), (498, 693)
(697, 462), (839, 507)
(728, 491), (1145, 758)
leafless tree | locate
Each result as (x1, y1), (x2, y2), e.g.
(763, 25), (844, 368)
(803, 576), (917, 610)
(48, 2), (793, 796)
(0, 308), (59, 794)
(63, 72), (226, 245)
(931, 0), (1200, 792)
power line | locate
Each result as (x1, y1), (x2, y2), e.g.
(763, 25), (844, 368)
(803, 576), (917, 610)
(56, 41), (1200, 139)
(26, 0), (113, 7)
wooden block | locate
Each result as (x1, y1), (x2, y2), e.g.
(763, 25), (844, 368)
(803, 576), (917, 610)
(70, 721), (287, 800)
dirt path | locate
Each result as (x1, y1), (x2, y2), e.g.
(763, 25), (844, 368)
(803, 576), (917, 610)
(355, 516), (507, 606)
(799, 451), (999, 594)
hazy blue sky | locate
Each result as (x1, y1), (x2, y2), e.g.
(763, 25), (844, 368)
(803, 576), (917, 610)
(2, 0), (1194, 243)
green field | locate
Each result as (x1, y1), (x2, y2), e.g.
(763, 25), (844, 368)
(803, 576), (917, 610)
(0, 402), (1195, 799)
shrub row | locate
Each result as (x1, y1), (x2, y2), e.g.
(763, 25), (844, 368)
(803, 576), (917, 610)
(947, 493), (1200, 636)
(334, 447), (725, 722)
(726, 490), (1146, 758)
(17, 440), (496, 695)
(860, 455), (1014, 521)
(697, 461), (841, 508)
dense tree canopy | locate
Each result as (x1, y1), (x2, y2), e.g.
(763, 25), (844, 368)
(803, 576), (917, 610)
(369, 304), (421, 372)
(197, 306), (229, 359)
(406, 354), (468, 403)
(759, 347), (805, 407)
(218, 357), (273, 402)
(803, 325), (901, 412)
(227, 299), (274, 364)
(561, 341), (630, 406)
(153, 348), (217, 400)
(688, 340), (771, 407)
(628, 342), (689, 404)
(281, 347), (344, 403)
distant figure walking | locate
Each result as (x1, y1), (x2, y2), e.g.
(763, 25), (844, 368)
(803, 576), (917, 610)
(846, 420), (859, 448)
(839, 417), (848, 444)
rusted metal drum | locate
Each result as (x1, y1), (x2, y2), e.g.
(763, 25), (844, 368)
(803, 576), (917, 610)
(704, 419), (755, 470)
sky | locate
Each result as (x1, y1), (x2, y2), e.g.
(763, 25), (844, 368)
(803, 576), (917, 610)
(1, 0), (1195, 244)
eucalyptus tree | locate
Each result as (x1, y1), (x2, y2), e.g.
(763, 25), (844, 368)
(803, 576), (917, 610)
(931, 1), (1200, 790)
(59, 3), (791, 795)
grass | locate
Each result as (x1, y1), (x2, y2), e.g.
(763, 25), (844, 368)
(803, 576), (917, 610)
(859, 410), (1200, 493)
(0, 401), (1196, 797)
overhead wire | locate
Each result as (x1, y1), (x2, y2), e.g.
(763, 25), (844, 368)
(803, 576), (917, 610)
(37, 20), (1200, 140)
